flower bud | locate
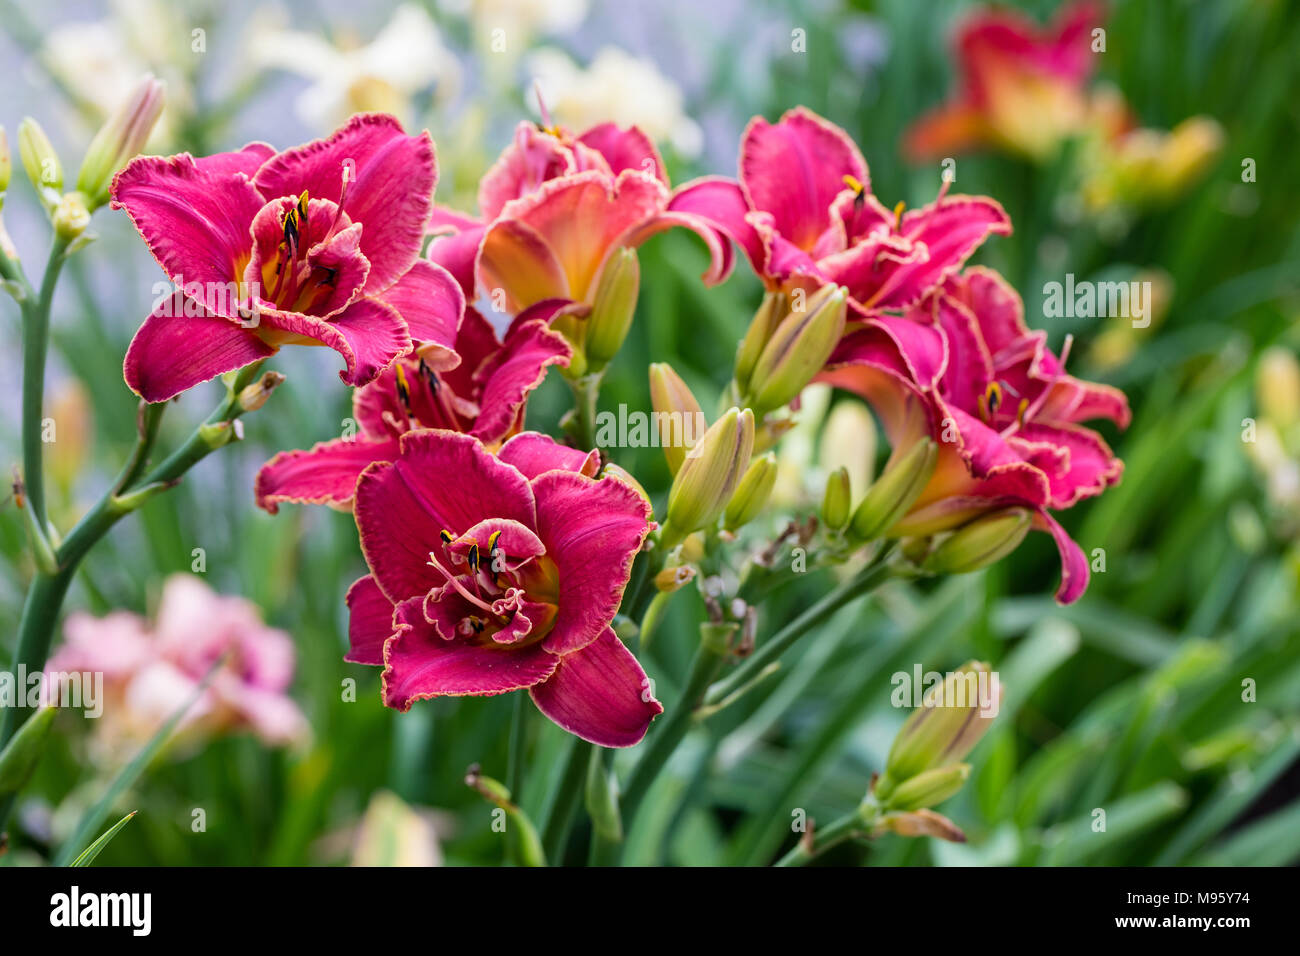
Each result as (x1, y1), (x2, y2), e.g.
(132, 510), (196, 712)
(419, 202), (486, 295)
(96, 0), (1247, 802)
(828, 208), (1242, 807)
(649, 362), (705, 475)
(662, 407), (754, 548)
(723, 452), (777, 532)
(921, 508), (1031, 575)
(237, 371), (287, 412)
(19, 118), (63, 210)
(1257, 346), (1300, 432)
(876, 808), (966, 843)
(0, 126), (10, 195)
(850, 438), (937, 541)
(52, 191), (91, 242)
(734, 291), (787, 397)
(877, 660), (999, 801)
(821, 465), (852, 532)
(654, 564), (696, 593)
(746, 284), (848, 415)
(879, 763), (970, 811)
(583, 247), (639, 371)
(820, 399), (876, 494)
(76, 73), (166, 211)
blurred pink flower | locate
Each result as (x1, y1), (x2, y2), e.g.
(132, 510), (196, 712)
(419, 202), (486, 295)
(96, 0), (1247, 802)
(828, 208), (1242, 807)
(672, 107), (1010, 316)
(48, 575), (307, 747)
(347, 429), (661, 747)
(112, 113), (461, 402)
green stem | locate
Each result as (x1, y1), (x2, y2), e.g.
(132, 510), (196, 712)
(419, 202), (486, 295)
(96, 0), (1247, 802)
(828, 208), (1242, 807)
(537, 736), (591, 864)
(773, 803), (877, 867)
(586, 746), (621, 866)
(565, 372), (603, 451)
(506, 694), (526, 798)
(704, 551), (895, 708)
(21, 235), (71, 531)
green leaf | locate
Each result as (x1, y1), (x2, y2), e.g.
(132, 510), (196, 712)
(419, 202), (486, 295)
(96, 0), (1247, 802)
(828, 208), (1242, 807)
(0, 706), (57, 794)
(70, 811), (137, 867)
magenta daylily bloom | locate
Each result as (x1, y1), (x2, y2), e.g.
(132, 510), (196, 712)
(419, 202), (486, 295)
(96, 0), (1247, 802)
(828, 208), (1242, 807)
(255, 306), (572, 512)
(112, 113), (462, 402)
(345, 429), (661, 747)
(427, 119), (730, 314)
(670, 107), (1011, 316)
(818, 267), (1129, 603)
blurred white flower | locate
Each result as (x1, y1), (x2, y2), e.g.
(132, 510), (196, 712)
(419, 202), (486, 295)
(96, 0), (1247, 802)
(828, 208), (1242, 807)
(251, 4), (460, 130)
(39, 0), (192, 147)
(527, 46), (702, 157)
(441, 0), (588, 42)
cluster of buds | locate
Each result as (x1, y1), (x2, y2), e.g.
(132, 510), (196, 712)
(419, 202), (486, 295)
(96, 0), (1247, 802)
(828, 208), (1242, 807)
(11, 74), (164, 243)
(735, 284), (848, 419)
(870, 661), (1002, 843)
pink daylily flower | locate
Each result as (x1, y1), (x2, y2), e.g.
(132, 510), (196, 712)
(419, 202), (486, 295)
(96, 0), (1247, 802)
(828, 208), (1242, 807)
(47, 575), (307, 748)
(427, 119), (730, 315)
(818, 267), (1129, 604)
(671, 107), (1011, 316)
(255, 306), (572, 512)
(112, 113), (462, 402)
(347, 429), (661, 747)
(904, 1), (1105, 161)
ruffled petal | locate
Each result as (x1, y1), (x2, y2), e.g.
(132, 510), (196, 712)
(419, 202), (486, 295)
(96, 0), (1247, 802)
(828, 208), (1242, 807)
(577, 122), (667, 183)
(355, 430), (536, 603)
(346, 575), (394, 665)
(1034, 509), (1090, 605)
(668, 176), (765, 277)
(255, 437), (401, 513)
(469, 319), (571, 443)
(253, 113), (436, 291)
(377, 259), (464, 360)
(498, 432), (601, 480)
(530, 470), (651, 656)
(259, 296), (411, 387)
(530, 628), (662, 747)
(381, 598), (557, 709)
(124, 291), (274, 402)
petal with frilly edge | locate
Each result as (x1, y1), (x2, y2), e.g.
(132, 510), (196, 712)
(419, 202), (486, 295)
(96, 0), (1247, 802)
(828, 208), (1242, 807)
(377, 259), (464, 363)
(578, 122), (667, 183)
(1018, 422), (1123, 508)
(345, 575), (394, 665)
(470, 319), (572, 443)
(382, 598), (558, 709)
(426, 221), (486, 298)
(740, 107), (869, 253)
(355, 430), (536, 603)
(530, 470), (651, 656)
(1034, 509), (1090, 605)
(255, 436), (401, 514)
(668, 176), (765, 279)
(253, 113), (436, 292)
(195, 142), (276, 179)
(498, 432), (600, 480)
(110, 153), (267, 318)
(531, 628), (662, 747)
(124, 291), (275, 402)
(258, 296), (411, 387)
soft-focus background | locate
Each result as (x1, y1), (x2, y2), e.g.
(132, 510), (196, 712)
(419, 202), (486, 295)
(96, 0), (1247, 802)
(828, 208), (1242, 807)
(2, 0), (1299, 866)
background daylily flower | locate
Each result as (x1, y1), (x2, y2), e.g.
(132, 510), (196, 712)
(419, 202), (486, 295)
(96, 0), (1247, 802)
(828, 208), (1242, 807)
(903, 0), (1104, 161)
(47, 575), (307, 751)
(112, 113), (461, 402)
(346, 429), (661, 747)
(427, 118), (730, 317)
(256, 307), (571, 512)
(672, 106), (1010, 317)
(818, 267), (1129, 603)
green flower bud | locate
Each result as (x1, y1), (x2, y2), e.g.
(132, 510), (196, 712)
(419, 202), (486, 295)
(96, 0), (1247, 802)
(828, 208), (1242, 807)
(52, 191), (91, 242)
(76, 73), (165, 211)
(922, 508), (1031, 575)
(734, 291), (787, 396)
(821, 465), (852, 532)
(19, 118), (63, 211)
(649, 362), (705, 475)
(849, 438), (937, 541)
(877, 660), (1000, 801)
(880, 763), (970, 812)
(583, 247), (639, 371)
(747, 284), (848, 416)
(662, 407), (755, 548)
(0, 126), (10, 196)
(723, 452), (777, 531)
